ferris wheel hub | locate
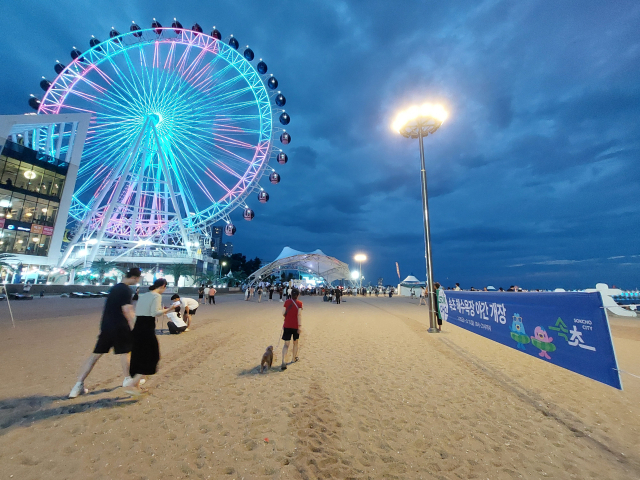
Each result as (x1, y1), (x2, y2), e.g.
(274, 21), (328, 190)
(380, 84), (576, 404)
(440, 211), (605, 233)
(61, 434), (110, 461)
(148, 113), (162, 125)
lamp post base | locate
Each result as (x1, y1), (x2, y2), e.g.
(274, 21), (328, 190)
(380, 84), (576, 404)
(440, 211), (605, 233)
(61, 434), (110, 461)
(427, 327), (439, 333)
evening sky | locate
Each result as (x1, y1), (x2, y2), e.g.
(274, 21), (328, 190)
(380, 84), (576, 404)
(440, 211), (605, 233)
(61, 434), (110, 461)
(1, 0), (639, 289)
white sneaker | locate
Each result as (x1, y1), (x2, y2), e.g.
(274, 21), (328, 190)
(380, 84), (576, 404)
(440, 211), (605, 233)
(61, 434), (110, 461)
(69, 382), (88, 399)
(123, 377), (146, 387)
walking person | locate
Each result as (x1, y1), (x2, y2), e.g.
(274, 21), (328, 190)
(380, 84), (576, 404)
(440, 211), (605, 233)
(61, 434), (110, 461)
(268, 286), (274, 302)
(125, 278), (174, 395)
(68, 268), (141, 398)
(245, 286), (250, 301)
(419, 286), (427, 306)
(204, 285), (210, 304)
(198, 285), (205, 304)
(336, 287), (341, 304)
(281, 289), (303, 371)
(257, 285), (263, 302)
(278, 285), (283, 302)
(209, 286), (216, 304)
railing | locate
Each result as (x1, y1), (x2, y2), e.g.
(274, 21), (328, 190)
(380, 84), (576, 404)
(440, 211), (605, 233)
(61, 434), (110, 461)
(2, 140), (69, 174)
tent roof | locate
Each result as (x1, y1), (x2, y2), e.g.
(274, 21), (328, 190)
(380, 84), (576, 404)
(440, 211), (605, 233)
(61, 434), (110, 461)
(274, 247), (327, 261)
(401, 275), (421, 283)
(247, 246), (351, 285)
(400, 275), (426, 287)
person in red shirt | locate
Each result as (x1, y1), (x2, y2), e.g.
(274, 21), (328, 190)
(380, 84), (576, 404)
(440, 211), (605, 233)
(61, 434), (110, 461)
(281, 289), (303, 370)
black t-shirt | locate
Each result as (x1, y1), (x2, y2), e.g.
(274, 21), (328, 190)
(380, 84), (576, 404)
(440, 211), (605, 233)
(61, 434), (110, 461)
(101, 283), (132, 331)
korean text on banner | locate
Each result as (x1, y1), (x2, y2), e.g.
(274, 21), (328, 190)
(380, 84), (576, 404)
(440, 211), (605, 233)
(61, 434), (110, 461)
(437, 290), (622, 389)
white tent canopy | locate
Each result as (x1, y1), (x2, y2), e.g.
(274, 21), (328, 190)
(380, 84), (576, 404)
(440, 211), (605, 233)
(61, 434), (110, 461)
(400, 275), (424, 285)
(247, 247), (352, 286)
(398, 274), (426, 297)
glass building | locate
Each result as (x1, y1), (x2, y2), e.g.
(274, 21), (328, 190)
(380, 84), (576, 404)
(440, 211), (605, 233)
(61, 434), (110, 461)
(0, 140), (68, 256)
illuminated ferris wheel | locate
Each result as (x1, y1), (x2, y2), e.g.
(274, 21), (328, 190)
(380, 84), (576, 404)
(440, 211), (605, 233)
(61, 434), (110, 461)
(32, 18), (291, 263)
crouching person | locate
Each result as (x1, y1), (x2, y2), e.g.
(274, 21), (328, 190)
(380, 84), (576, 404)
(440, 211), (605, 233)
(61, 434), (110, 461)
(167, 306), (188, 334)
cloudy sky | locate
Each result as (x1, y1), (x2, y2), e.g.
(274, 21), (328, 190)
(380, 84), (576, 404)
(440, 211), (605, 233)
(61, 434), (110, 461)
(2, 1), (639, 289)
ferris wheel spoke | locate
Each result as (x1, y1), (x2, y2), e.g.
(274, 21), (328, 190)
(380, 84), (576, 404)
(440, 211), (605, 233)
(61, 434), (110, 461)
(207, 74), (250, 97)
(175, 43), (196, 76)
(102, 53), (146, 110)
(164, 144), (201, 214)
(181, 47), (212, 84)
(163, 42), (177, 70)
(119, 48), (152, 110)
(169, 138), (230, 207)
(212, 133), (256, 149)
(75, 75), (109, 96)
(213, 160), (244, 179)
(213, 145), (256, 170)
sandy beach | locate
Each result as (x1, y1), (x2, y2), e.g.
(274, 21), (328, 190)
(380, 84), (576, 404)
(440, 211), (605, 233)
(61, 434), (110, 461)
(0, 293), (639, 479)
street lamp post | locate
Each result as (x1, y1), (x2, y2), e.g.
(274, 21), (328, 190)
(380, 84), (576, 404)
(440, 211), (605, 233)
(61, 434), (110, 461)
(354, 254), (367, 292)
(393, 103), (447, 333)
(219, 261), (227, 283)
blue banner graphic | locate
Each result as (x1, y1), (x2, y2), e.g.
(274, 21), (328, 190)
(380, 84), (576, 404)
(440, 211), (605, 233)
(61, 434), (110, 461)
(437, 290), (622, 389)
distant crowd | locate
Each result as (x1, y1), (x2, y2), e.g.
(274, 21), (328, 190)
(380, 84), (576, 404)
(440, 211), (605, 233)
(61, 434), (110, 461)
(241, 283), (396, 302)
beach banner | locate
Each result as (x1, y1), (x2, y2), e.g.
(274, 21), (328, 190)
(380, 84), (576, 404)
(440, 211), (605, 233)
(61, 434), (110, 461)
(437, 290), (622, 389)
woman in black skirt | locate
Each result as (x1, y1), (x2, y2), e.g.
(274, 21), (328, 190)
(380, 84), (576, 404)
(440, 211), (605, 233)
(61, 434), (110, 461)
(125, 278), (173, 395)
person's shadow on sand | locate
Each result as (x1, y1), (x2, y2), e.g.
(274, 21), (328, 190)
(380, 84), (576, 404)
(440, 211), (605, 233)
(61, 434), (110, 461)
(236, 365), (290, 376)
(0, 390), (136, 434)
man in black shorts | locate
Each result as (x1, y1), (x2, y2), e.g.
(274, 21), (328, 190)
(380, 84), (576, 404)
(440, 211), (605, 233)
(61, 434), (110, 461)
(171, 294), (198, 329)
(69, 267), (141, 398)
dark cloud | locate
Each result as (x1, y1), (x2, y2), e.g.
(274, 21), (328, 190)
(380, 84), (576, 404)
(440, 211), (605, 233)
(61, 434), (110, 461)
(289, 146), (318, 169)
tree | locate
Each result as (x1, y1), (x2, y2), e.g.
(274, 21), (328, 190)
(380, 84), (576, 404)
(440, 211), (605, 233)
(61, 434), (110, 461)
(91, 259), (120, 285)
(167, 263), (195, 288)
(195, 271), (218, 286)
(227, 270), (247, 286)
(244, 256), (262, 276)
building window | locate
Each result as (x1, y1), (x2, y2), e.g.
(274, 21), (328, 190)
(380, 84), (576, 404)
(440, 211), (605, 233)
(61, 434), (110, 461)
(0, 157), (19, 187)
(0, 230), (14, 253)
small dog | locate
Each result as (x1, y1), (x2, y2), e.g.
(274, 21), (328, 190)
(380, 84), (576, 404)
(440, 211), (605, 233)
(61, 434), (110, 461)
(260, 346), (274, 373)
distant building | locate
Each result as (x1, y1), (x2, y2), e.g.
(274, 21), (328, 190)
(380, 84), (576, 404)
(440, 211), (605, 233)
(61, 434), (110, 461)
(211, 226), (223, 254)
(0, 113), (90, 267)
(223, 242), (233, 256)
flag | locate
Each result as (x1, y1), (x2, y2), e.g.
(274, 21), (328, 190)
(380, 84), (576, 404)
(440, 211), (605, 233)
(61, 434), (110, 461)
(396, 262), (401, 281)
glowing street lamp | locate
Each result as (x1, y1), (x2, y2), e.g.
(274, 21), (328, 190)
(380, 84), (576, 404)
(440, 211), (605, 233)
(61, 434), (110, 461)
(392, 102), (448, 333)
(354, 253), (367, 290)
(219, 261), (227, 282)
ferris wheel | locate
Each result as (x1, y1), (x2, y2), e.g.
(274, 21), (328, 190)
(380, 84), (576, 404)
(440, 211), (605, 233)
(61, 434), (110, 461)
(31, 18), (291, 263)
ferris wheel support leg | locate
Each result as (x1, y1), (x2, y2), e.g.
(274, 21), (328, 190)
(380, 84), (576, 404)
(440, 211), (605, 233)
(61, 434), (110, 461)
(150, 124), (192, 257)
(129, 146), (151, 241)
(86, 119), (151, 266)
(166, 147), (195, 227)
(60, 119), (151, 267)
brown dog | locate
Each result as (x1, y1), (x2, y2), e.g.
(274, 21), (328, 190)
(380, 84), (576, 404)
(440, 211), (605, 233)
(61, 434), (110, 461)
(260, 346), (274, 373)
